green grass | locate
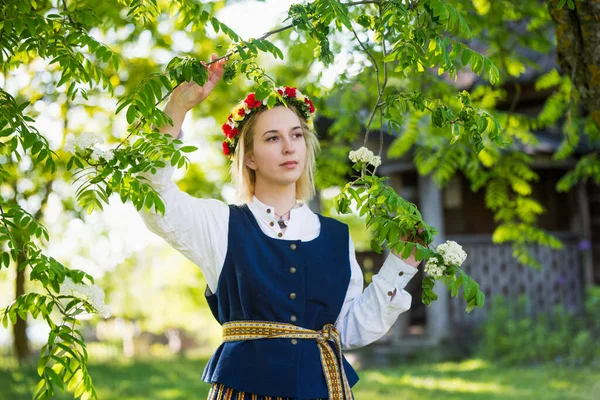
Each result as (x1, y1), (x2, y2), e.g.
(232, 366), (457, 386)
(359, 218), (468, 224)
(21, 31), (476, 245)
(1, 357), (598, 400)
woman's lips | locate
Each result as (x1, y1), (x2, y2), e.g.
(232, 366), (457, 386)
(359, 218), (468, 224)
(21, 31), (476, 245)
(280, 161), (298, 169)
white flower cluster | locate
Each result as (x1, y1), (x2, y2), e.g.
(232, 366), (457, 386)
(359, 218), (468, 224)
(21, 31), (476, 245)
(424, 240), (467, 279)
(437, 240), (467, 266)
(60, 277), (111, 318)
(90, 147), (114, 162)
(348, 146), (382, 167)
(424, 257), (445, 279)
(64, 133), (114, 162)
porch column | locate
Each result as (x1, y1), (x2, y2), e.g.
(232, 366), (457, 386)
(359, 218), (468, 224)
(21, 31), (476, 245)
(577, 182), (594, 287)
(418, 174), (450, 343)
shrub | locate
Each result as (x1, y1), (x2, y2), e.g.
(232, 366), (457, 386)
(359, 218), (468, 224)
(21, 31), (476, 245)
(476, 286), (600, 366)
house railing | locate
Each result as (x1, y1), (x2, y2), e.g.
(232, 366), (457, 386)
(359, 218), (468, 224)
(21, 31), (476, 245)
(447, 233), (585, 328)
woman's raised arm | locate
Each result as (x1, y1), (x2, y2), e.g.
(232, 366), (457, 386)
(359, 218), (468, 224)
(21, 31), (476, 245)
(136, 54), (229, 294)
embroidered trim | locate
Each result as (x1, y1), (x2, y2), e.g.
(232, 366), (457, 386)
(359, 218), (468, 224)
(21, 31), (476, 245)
(222, 320), (353, 400)
(208, 382), (328, 400)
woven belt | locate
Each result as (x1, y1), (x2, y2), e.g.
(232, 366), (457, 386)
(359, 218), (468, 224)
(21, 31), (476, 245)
(222, 320), (353, 400)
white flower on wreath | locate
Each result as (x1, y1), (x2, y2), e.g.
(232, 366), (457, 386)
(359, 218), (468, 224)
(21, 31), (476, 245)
(60, 277), (111, 319)
(348, 146), (382, 167)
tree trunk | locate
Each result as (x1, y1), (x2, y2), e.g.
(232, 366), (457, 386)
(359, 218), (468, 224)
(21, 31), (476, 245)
(12, 250), (30, 363)
(548, 0), (600, 127)
(9, 179), (52, 364)
(547, 0), (600, 127)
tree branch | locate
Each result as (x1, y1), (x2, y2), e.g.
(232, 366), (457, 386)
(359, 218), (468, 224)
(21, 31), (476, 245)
(114, 22), (297, 151)
(348, 20), (382, 148)
(345, 1), (381, 5)
(115, 0), (392, 153)
(377, 3), (389, 170)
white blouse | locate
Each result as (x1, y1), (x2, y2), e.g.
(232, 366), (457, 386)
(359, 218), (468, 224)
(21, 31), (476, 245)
(137, 130), (418, 350)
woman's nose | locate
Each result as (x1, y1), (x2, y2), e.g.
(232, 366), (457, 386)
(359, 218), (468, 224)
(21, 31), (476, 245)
(283, 138), (295, 153)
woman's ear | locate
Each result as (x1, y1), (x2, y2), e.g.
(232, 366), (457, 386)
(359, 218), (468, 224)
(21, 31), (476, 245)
(245, 153), (257, 170)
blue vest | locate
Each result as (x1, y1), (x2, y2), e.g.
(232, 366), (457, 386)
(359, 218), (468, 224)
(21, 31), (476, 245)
(202, 204), (359, 398)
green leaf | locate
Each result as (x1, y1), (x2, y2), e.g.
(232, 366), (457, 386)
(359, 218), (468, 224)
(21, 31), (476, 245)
(33, 378), (48, 400)
(461, 276), (472, 301)
(401, 242), (414, 259)
(126, 106), (138, 124)
(451, 274), (463, 297)
(179, 145), (197, 153)
(432, 107), (444, 127)
(476, 289), (485, 307)
(70, 369), (85, 394)
(37, 355), (49, 376)
(44, 366), (64, 390)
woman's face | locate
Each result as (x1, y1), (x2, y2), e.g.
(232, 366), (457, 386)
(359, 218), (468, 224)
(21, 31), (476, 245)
(245, 106), (307, 188)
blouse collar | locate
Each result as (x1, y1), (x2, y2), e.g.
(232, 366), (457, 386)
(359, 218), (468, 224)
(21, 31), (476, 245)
(248, 194), (309, 221)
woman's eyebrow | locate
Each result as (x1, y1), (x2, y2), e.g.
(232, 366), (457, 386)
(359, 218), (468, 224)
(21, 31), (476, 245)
(262, 126), (302, 136)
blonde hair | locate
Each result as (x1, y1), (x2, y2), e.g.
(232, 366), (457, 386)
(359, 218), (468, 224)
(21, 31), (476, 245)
(230, 105), (320, 204)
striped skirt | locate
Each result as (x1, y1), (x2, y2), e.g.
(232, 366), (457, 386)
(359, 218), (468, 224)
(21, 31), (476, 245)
(207, 383), (328, 400)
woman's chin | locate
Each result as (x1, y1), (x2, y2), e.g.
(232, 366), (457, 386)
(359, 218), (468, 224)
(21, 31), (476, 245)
(270, 174), (302, 186)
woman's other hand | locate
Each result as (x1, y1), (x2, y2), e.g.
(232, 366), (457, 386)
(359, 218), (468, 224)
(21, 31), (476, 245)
(169, 53), (228, 112)
(391, 228), (425, 269)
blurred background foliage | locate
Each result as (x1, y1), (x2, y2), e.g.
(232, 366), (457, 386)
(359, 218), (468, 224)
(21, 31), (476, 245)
(1, 0), (600, 398)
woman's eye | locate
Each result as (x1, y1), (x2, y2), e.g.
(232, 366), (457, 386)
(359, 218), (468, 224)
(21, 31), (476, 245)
(294, 132), (304, 138)
(267, 136), (278, 141)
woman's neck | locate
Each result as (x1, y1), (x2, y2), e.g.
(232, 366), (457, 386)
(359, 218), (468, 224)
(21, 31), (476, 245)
(253, 185), (298, 217)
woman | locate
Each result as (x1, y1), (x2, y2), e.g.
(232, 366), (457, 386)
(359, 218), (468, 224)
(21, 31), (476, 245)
(138, 54), (421, 400)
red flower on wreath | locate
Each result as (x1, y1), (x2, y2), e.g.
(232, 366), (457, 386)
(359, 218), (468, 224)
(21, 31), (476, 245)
(284, 86), (296, 97)
(277, 88), (284, 96)
(244, 93), (262, 109)
(304, 97), (315, 113)
(222, 123), (238, 138)
(222, 141), (230, 156)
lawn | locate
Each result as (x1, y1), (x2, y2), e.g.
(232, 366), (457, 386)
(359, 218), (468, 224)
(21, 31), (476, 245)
(1, 357), (598, 400)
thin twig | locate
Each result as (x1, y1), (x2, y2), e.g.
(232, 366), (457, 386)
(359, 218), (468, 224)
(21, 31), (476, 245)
(377, 3), (389, 164)
(61, 0), (78, 27)
(348, 21), (381, 148)
(413, 0), (423, 29)
(345, 1), (381, 5)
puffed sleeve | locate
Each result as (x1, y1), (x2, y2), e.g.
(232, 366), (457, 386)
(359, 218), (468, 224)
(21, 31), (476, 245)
(334, 234), (418, 350)
(136, 130), (229, 294)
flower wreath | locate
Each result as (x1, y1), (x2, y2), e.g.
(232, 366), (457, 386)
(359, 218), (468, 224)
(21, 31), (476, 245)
(221, 86), (316, 160)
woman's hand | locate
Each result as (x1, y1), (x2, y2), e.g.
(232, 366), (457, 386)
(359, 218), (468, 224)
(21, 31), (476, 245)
(169, 53), (228, 112)
(391, 228), (425, 269)
(157, 53), (227, 137)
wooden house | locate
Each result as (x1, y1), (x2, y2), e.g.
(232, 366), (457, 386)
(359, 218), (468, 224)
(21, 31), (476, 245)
(311, 58), (599, 354)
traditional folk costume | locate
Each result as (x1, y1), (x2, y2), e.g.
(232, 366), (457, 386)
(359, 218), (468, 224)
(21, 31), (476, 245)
(138, 87), (417, 399)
